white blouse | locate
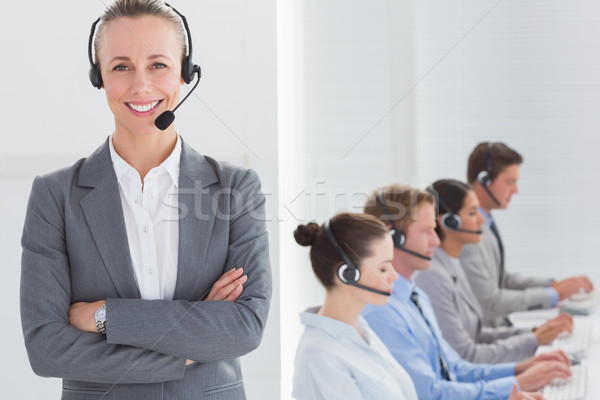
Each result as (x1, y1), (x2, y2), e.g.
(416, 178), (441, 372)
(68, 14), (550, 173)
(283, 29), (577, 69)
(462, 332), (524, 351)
(293, 307), (418, 400)
(109, 135), (181, 300)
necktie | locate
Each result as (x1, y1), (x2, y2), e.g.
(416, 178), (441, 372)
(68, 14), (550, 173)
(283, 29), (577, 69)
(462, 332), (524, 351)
(489, 219), (504, 286)
(489, 220), (513, 326)
(410, 290), (451, 381)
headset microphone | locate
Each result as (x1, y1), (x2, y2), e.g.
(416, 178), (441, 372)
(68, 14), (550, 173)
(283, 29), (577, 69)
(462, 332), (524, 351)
(325, 221), (392, 297)
(395, 244), (433, 260)
(482, 184), (501, 207)
(154, 68), (201, 131)
(454, 228), (483, 235)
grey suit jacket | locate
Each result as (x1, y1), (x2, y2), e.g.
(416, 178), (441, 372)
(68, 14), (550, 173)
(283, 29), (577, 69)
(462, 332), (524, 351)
(459, 224), (551, 327)
(415, 247), (538, 363)
(20, 138), (272, 400)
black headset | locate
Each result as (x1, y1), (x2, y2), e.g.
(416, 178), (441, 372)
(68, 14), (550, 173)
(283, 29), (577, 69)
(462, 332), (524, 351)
(477, 142), (494, 187)
(325, 220), (391, 296)
(427, 184), (483, 235)
(426, 186), (463, 231)
(377, 191), (406, 249)
(377, 191), (431, 260)
(476, 142), (501, 206)
(88, 3), (201, 89)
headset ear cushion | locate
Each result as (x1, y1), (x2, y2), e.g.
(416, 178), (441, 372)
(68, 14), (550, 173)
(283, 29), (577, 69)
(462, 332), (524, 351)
(442, 213), (462, 231)
(477, 171), (492, 187)
(89, 64), (103, 89)
(390, 229), (406, 248)
(338, 264), (360, 284)
(181, 56), (192, 84)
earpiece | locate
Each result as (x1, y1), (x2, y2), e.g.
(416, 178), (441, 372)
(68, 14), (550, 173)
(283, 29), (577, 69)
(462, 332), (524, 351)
(337, 264), (360, 284)
(378, 191), (432, 260)
(325, 220), (391, 296)
(88, 3), (201, 89)
(427, 185), (482, 235)
(426, 186), (463, 231)
(477, 142), (501, 206)
(441, 212), (462, 231)
(477, 142), (494, 187)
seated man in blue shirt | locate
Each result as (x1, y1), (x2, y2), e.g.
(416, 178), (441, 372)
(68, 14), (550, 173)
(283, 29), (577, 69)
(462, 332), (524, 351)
(362, 184), (571, 400)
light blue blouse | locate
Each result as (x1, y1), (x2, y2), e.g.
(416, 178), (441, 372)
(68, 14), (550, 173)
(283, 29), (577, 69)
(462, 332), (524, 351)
(293, 307), (418, 400)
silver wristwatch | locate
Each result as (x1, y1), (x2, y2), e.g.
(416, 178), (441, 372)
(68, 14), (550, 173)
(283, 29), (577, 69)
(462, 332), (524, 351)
(94, 303), (107, 335)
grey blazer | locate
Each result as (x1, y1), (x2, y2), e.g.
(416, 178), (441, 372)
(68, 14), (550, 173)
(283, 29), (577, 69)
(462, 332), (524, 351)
(415, 247), (538, 363)
(20, 138), (272, 400)
(458, 224), (552, 327)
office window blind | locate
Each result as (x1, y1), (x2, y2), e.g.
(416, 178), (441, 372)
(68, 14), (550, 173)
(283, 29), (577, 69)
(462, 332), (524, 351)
(412, 0), (600, 281)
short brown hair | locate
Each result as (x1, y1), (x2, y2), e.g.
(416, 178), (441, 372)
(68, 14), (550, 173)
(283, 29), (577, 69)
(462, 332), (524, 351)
(467, 142), (523, 184)
(364, 184), (435, 234)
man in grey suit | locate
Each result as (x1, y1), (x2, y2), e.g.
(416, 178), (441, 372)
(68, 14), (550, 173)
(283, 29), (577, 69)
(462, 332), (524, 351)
(20, 1), (271, 399)
(459, 142), (592, 327)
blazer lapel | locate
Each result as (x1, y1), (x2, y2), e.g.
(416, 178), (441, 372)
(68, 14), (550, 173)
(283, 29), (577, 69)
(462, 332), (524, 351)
(173, 141), (219, 300)
(78, 139), (140, 299)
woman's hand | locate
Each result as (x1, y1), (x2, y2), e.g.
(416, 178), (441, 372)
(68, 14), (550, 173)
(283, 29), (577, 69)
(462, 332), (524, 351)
(205, 267), (247, 302)
(68, 300), (105, 333)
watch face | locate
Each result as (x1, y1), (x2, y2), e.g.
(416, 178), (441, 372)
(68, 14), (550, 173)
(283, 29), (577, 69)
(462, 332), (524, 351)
(95, 306), (106, 321)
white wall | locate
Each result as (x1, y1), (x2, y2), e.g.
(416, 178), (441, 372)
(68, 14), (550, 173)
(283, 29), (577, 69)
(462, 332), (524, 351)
(410, 0), (600, 283)
(277, 1), (417, 397)
(0, 1), (279, 399)
(4, 1), (600, 399)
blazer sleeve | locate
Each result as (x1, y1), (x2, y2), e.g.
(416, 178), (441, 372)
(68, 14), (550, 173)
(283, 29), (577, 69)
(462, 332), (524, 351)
(20, 176), (187, 384)
(503, 270), (553, 291)
(459, 239), (551, 322)
(105, 168), (272, 362)
(416, 269), (538, 364)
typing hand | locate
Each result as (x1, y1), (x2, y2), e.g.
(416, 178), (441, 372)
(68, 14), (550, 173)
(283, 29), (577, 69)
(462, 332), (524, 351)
(205, 267), (247, 302)
(551, 277), (594, 300)
(516, 361), (571, 392)
(515, 350), (570, 373)
(533, 313), (573, 345)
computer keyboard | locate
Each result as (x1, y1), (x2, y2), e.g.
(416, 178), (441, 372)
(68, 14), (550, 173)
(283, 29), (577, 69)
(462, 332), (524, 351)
(542, 364), (587, 400)
(551, 318), (593, 358)
(560, 292), (597, 316)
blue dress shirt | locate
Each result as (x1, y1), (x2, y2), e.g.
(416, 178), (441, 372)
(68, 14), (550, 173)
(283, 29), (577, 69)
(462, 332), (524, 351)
(363, 274), (518, 400)
(293, 307), (418, 400)
(478, 207), (559, 307)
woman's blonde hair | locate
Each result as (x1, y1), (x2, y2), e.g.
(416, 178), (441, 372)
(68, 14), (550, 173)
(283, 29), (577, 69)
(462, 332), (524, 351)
(94, 0), (187, 66)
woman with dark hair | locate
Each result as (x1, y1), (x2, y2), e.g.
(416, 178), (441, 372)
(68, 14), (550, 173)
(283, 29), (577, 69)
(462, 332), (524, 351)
(292, 213), (417, 400)
(415, 179), (572, 363)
